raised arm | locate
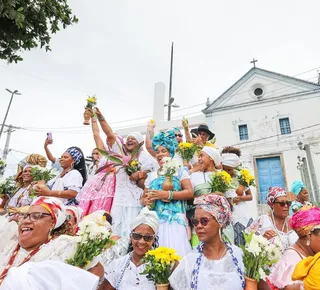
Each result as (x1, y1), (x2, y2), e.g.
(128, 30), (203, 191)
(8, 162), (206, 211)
(182, 118), (192, 142)
(44, 138), (56, 163)
(95, 107), (117, 147)
(145, 120), (156, 157)
(91, 115), (105, 150)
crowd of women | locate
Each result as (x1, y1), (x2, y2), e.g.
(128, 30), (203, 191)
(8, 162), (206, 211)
(0, 106), (319, 290)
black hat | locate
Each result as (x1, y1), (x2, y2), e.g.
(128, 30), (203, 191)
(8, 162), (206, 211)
(197, 124), (215, 140)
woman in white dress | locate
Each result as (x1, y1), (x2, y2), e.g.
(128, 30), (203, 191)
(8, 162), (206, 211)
(142, 130), (193, 257)
(221, 147), (253, 246)
(247, 187), (298, 251)
(103, 207), (159, 290)
(95, 108), (156, 238)
(169, 194), (245, 290)
(0, 196), (103, 286)
(35, 147), (86, 205)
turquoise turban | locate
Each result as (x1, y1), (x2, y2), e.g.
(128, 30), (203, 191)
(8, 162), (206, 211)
(291, 180), (305, 196)
(152, 130), (178, 157)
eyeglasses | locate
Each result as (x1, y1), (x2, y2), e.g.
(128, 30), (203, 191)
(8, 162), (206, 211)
(18, 212), (52, 222)
(175, 134), (183, 138)
(131, 232), (155, 242)
(191, 217), (215, 227)
(66, 214), (75, 221)
(273, 201), (292, 207)
(311, 228), (320, 236)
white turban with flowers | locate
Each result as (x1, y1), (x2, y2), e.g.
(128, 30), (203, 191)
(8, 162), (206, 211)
(201, 146), (222, 167)
(221, 153), (241, 168)
(130, 207), (160, 234)
(31, 197), (66, 229)
(128, 132), (144, 144)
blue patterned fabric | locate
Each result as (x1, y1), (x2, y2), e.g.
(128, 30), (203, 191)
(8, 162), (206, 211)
(149, 175), (186, 226)
(66, 147), (83, 165)
(152, 130), (178, 157)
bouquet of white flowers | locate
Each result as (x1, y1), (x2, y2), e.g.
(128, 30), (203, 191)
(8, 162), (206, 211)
(240, 232), (282, 282)
(158, 157), (182, 177)
(66, 213), (114, 269)
(0, 176), (16, 196)
(30, 166), (59, 198)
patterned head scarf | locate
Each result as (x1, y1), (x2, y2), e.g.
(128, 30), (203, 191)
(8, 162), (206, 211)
(152, 130), (178, 157)
(66, 147), (83, 165)
(130, 207), (160, 234)
(290, 206), (320, 237)
(31, 197), (66, 229)
(172, 127), (181, 134)
(194, 194), (232, 228)
(266, 187), (287, 207)
(291, 180), (305, 196)
(292, 252), (320, 289)
(15, 154), (47, 185)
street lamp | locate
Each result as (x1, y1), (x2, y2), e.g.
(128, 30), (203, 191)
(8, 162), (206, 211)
(164, 97), (180, 121)
(0, 88), (21, 140)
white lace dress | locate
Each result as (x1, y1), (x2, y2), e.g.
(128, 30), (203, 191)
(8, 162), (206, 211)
(169, 245), (245, 290)
(104, 253), (155, 290)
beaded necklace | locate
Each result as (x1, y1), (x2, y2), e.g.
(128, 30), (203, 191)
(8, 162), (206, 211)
(190, 242), (245, 290)
(0, 239), (51, 285)
(115, 252), (133, 290)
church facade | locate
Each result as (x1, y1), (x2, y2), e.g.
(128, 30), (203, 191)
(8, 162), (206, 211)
(203, 67), (320, 215)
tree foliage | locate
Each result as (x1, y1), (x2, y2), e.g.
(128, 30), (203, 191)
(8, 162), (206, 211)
(0, 0), (78, 63)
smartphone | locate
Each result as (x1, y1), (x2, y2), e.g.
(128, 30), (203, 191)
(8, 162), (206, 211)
(47, 132), (53, 140)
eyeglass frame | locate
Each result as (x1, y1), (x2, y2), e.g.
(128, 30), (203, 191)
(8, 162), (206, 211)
(191, 217), (216, 227)
(273, 201), (292, 207)
(131, 231), (155, 242)
(18, 212), (52, 222)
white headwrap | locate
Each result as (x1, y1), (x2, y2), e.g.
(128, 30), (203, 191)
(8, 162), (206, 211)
(0, 261), (98, 290)
(201, 146), (222, 166)
(66, 206), (83, 225)
(221, 153), (241, 168)
(23, 164), (35, 171)
(83, 210), (111, 230)
(128, 132), (144, 144)
(130, 207), (159, 234)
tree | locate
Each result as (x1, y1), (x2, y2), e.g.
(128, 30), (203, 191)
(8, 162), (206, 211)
(0, 0), (78, 63)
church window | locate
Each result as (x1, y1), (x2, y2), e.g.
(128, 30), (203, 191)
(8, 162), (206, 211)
(239, 124), (249, 140)
(279, 117), (291, 135)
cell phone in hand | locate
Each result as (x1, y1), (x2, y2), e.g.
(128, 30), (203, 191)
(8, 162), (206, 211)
(47, 132), (53, 140)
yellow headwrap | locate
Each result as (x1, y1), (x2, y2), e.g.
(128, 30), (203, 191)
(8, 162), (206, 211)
(292, 252), (320, 290)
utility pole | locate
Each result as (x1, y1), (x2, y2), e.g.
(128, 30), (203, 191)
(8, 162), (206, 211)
(0, 89), (21, 141)
(304, 144), (320, 201)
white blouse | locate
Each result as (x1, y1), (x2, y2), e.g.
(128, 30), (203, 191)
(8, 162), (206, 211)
(47, 169), (83, 204)
(169, 245), (245, 290)
(8, 185), (33, 208)
(104, 253), (155, 290)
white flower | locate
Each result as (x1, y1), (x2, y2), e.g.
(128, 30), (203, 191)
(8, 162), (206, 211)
(253, 234), (269, 248)
(267, 244), (281, 261)
(258, 268), (267, 281)
(247, 239), (262, 256)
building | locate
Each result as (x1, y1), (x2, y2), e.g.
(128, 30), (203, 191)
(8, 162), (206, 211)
(203, 66), (320, 215)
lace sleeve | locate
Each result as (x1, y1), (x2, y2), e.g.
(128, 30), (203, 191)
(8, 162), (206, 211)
(169, 256), (191, 290)
(100, 237), (129, 267)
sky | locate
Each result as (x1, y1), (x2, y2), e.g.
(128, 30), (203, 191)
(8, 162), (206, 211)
(1, 0), (320, 176)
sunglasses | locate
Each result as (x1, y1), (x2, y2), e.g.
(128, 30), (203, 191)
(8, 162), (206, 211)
(175, 134), (183, 138)
(131, 232), (155, 242)
(311, 228), (320, 236)
(18, 212), (52, 222)
(191, 217), (215, 227)
(273, 201), (292, 207)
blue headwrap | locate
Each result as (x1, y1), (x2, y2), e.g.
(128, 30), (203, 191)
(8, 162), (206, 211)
(66, 147), (83, 165)
(152, 130), (178, 157)
(291, 180), (305, 196)
(171, 127), (181, 134)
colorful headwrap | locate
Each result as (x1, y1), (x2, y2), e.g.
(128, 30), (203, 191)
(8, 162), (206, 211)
(152, 130), (178, 157)
(201, 146), (222, 166)
(292, 252), (320, 289)
(66, 206), (83, 225)
(172, 127), (181, 134)
(194, 194), (232, 228)
(31, 197), (66, 229)
(66, 147), (83, 165)
(266, 187), (287, 207)
(127, 132), (144, 144)
(290, 206), (320, 237)
(15, 154), (47, 185)
(221, 153), (241, 168)
(130, 207), (160, 234)
(291, 180), (305, 196)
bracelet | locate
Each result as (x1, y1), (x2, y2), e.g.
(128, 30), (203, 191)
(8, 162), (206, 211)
(168, 191), (173, 200)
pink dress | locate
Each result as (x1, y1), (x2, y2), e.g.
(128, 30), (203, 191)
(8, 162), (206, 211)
(77, 157), (116, 215)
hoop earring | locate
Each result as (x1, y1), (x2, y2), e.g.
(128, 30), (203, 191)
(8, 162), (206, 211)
(306, 239), (311, 246)
(71, 162), (75, 169)
(219, 228), (223, 241)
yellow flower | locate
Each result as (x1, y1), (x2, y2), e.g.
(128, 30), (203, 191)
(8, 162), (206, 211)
(150, 119), (155, 123)
(87, 96), (97, 103)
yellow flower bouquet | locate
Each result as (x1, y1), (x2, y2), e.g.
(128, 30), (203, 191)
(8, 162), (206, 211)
(237, 168), (255, 187)
(208, 170), (232, 193)
(176, 142), (198, 163)
(83, 95), (97, 125)
(141, 247), (181, 285)
(85, 95), (97, 109)
(124, 159), (142, 176)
